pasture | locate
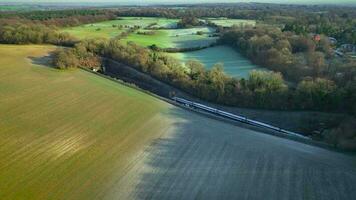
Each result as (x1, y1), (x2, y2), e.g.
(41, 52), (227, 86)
(124, 27), (217, 48)
(61, 22), (125, 39)
(62, 17), (218, 48)
(206, 18), (256, 27)
(61, 17), (178, 39)
(1, 45), (356, 200)
(0, 5), (35, 11)
(171, 45), (264, 78)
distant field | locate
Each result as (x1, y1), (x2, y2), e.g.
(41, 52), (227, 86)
(61, 22), (125, 39)
(61, 17), (178, 40)
(171, 45), (265, 78)
(206, 18), (256, 27)
(0, 45), (175, 200)
(124, 27), (217, 48)
(0, 5), (35, 11)
(62, 18), (216, 48)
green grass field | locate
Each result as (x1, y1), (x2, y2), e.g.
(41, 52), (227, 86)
(206, 18), (256, 27)
(124, 27), (217, 48)
(61, 17), (178, 40)
(0, 45), (175, 200)
(0, 5), (37, 11)
(171, 45), (265, 78)
(61, 17), (216, 48)
(61, 23), (125, 39)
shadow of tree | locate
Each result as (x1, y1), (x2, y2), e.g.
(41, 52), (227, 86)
(28, 51), (55, 68)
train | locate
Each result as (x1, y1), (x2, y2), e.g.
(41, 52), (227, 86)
(172, 97), (307, 139)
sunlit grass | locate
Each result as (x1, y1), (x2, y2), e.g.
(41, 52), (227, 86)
(0, 45), (174, 200)
(206, 18), (256, 27)
(123, 27), (217, 48)
(170, 45), (266, 78)
(61, 17), (179, 40)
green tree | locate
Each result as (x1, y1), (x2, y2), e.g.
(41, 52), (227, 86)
(296, 78), (337, 110)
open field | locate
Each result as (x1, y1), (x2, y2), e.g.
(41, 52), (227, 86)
(124, 27), (217, 48)
(107, 111), (356, 200)
(0, 45), (175, 200)
(1, 45), (356, 200)
(61, 17), (179, 40)
(171, 45), (265, 78)
(61, 22), (126, 39)
(62, 18), (217, 48)
(206, 18), (256, 27)
(0, 5), (38, 11)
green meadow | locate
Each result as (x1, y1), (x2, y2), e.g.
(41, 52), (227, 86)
(124, 27), (217, 48)
(61, 22), (125, 39)
(171, 45), (265, 78)
(206, 18), (256, 27)
(61, 17), (179, 40)
(0, 45), (176, 200)
(0, 5), (36, 11)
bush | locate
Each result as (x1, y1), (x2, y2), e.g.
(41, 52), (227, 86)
(52, 49), (79, 69)
(52, 47), (101, 70)
(323, 117), (356, 150)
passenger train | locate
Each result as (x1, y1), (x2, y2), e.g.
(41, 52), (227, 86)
(172, 97), (307, 139)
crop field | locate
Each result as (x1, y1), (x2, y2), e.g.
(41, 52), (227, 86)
(124, 27), (217, 48)
(206, 18), (256, 27)
(0, 45), (175, 200)
(106, 107), (356, 200)
(61, 17), (178, 39)
(1, 45), (356, 200)
(171, 45), (264, 78)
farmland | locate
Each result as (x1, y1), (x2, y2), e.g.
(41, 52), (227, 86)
(61, 17), (179, 40)
(206, 18), (256, 27)
(171, 45), (264, 78)
(0, 5), (37, 11)
(124, 27), (217, 48)
(0, 45), (175, 200)
(107, 112), (356, 200)
(61, 22), (126, 39)
(62, 18), (217, 48)
(1, 45), (356, 200)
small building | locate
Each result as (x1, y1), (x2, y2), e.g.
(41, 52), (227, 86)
(313, 34), (321, 42)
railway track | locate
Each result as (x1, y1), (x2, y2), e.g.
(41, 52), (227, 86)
(172, 97), (309, 140)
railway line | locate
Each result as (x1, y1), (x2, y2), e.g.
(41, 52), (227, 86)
(172, 97), (309, 139)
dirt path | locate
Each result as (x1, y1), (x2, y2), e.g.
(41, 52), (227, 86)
(104, 108), (356, 200)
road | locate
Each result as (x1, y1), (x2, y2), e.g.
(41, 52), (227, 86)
(104, 108), (356, 200)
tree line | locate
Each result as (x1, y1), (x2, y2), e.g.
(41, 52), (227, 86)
(282, 13), (356, 45)
(0, 9), (116, 28)
(0, 10), (116, 45)
(220, 26), (334, 81)
(51, 38), (355, 115)
(0, 22), (76, 45)
(220, 25), (356, 114)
